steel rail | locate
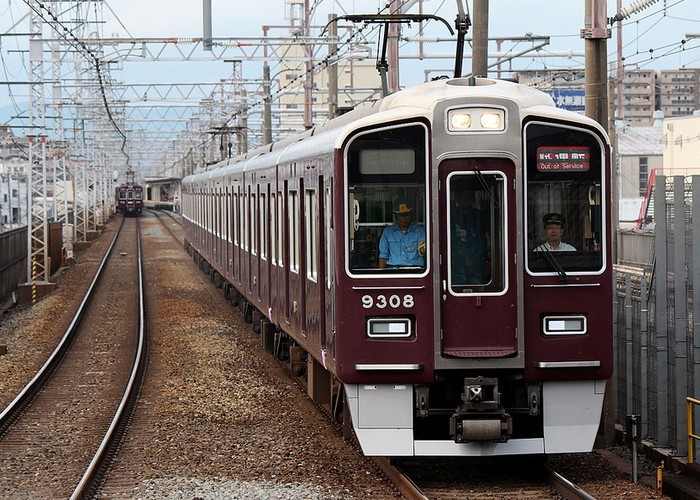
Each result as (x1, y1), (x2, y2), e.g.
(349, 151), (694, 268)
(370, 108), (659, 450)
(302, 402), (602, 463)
(0, 216), (125, 437)
(544, 464), (597, 500)
(71, 217), (149, 499)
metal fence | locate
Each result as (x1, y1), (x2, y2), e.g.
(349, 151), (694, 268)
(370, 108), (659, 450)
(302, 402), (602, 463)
(615, 174), (700, 457)
(0, 226), (27, 306)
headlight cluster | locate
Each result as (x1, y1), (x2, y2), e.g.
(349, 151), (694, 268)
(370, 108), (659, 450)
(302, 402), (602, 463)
(448, 107), (505, 132)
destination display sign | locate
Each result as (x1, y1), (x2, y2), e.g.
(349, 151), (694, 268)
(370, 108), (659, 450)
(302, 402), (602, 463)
(536, 145), (590, 172)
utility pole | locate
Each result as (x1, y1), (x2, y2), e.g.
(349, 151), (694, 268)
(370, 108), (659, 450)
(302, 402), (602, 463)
(262, 63), (273, 145)
(388, 0), (401, 92)
(303, 0), (313, 129)
(582, 0), (609, 130)
(327, 14), (338, 120)
(472, 0), (489, 78)
(583, 0), (614, 449)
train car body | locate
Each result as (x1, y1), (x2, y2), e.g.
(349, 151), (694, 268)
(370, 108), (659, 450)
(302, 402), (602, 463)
(181, 77), (613, 457)
(116, 182), (144, 216)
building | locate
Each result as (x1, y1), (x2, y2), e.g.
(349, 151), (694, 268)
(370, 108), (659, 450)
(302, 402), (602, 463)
(0, 125), (29, 231)
(658, 68), (700, 119)
(614, 120), (664, 227)
(617, 69), (657, 126)
(277, 43), (382, 130)
(614, 68), (700, 126)
(662, 113), (700, 176)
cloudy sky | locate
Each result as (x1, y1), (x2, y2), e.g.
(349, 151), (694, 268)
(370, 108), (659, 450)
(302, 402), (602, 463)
(1, 0), (698, 126)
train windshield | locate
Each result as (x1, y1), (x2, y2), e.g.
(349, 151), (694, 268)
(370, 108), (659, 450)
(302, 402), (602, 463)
(524, 122), (605, 275)
(447, 170), (506, 293)
(344, 123), (429, 275)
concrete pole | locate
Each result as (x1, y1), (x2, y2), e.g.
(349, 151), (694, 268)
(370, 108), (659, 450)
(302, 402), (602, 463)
(203, 0), (212, 51)
(388, 0), (401, 93)
(262, 63), (273, 145)
(303, 0), (313, 129)
(472, 0), (489, 78)
(327, 14), (338, 120)
(584, 0), (609, 129)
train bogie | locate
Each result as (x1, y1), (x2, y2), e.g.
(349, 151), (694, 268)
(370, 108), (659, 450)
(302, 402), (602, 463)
(182, 77), (613, 457)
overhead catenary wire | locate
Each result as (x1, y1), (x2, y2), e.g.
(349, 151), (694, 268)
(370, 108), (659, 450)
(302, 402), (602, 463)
(21, 0), (131, 169)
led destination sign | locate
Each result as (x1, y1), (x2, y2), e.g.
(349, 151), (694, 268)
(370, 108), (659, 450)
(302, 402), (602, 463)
(536, 145), (591, 172)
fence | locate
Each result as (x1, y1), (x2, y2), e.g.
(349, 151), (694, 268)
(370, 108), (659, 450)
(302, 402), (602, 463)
(615, 174), (700, 457)
(0, 226), (27, 306)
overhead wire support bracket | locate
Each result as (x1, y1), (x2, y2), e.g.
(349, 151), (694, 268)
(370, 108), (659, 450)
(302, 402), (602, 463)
(453, 1), (472, 78)
(325, 14), (454, 97)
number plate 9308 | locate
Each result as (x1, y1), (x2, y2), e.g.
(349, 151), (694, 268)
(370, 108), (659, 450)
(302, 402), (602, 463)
(361, 294), (415, 309)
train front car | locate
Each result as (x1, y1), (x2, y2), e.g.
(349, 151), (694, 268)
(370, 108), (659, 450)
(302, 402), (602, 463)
(116, 183), (144, 216)
(336, 78), (613, 457)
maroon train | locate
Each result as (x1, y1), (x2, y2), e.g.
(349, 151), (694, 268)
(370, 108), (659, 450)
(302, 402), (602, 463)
(115, 182), (143, 216)
(181, 77), (613, 457)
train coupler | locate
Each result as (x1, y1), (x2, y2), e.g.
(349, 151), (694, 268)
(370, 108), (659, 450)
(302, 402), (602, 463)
(449, 376), (512, 442)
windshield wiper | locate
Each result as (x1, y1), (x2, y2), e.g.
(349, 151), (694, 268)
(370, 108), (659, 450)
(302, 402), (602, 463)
(472, 167), (499, 209)
(536, 240), (568, 282)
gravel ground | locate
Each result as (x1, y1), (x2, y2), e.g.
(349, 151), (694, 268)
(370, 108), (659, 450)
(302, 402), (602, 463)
(0, 215), (666, 499)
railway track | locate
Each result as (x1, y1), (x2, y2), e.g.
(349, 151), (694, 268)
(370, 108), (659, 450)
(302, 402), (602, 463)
(0, 216), (148, 499)
(148, 209), (183, 247)
(390, 456), (596, 499)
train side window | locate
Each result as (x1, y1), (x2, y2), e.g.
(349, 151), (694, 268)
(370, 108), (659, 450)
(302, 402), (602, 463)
(251, 192), (258, 256)
(289, 190), (300, 273)
(277, 190), (284, 267)
(270, 193), (276, 264)
(344, 123), (429, 275)
(232, 192), (239, 246)
(524, 122), (606, 275)
(305, 189), (317, 281)
(260, 192), (267, 260)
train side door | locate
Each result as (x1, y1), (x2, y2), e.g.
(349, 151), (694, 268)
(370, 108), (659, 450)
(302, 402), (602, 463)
(438, 158), (518, 358)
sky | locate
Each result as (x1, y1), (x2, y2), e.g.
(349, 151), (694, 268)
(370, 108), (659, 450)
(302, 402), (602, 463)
(0, 0), (698, 172)
(2, 0), (699, 114)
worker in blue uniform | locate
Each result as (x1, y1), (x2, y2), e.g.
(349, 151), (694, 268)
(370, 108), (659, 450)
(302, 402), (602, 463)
(378, 197), (427, 268)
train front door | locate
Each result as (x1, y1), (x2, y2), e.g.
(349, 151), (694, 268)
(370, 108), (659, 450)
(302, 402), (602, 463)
(438, 158), (518, 358)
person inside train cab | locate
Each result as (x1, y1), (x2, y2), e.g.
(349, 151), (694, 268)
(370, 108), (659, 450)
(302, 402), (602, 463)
(535, 212), (576, 252)
(378, 197), (427, 268)
(451, 195), (489, 284)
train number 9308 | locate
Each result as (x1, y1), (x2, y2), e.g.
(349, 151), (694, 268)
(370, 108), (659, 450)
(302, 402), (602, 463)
(361, 294), (415, 309)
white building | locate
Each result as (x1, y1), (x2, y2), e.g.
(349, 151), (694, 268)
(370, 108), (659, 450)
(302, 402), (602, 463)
(662, 113), (700, 176)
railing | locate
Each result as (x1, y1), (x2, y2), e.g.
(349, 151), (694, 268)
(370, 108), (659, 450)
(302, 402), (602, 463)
(687, 397), (700, 463)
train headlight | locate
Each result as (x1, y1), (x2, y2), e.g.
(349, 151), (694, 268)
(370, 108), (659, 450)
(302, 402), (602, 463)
(542, 315), (587, 336)
(480, 111), (503, 130)
(447, 107), (505, 132)
(367, 318), (412, 338)
(449, 112), (472, 130)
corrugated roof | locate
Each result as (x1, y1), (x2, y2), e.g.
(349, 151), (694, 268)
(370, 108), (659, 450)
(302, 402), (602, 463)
(616, 125), (663, 156)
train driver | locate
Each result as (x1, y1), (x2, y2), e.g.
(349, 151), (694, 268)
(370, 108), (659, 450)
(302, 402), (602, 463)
(535, 212), (576, 252)
(378, 197), (427, 268)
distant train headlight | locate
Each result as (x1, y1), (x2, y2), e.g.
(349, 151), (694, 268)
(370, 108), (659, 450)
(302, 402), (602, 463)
(367, 318), (412, 338)
(447, 107), (505, 132)
(542, 315), (587, 336)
